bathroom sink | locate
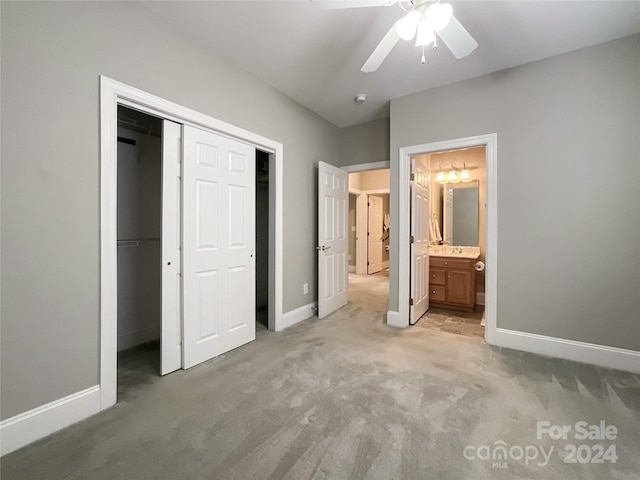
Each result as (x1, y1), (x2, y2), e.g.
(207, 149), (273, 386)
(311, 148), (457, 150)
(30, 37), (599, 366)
(429, 251), (480, 259)
(428, 246), (480, 260)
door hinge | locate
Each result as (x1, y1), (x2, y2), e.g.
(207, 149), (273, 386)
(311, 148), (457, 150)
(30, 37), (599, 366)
(409, 298), (414, 306)
(410, 235), (415, 244)
(410, 173), (415, 181)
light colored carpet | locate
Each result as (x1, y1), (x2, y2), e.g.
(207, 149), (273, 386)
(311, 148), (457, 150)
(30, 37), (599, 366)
(2, 272), (639, 479)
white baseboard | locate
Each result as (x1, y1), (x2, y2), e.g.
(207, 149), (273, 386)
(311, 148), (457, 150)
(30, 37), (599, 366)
(277, 301), (317, 331)
(386, 310), (406, 328)
(117, 326), (160, 351)
(490, 328), (640, 374)
(348, 265), (356, 273)
(1, 385), (101, 456)
(476, 291), (485, 306)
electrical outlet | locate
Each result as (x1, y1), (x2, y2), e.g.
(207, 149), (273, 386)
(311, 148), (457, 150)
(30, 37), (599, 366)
(303, 283), (309, 294)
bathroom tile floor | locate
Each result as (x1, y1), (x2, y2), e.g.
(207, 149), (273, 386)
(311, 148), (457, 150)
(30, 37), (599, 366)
(416, 305), (485, 337)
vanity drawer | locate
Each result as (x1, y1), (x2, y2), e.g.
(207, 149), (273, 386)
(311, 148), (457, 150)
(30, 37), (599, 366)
(429, 269), (445, 286)
(429, 285), (446, 302)
(430, 257), (474, 270)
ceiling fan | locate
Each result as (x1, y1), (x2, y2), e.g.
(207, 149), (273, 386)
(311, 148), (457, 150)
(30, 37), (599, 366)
(314, 0), (478, 72)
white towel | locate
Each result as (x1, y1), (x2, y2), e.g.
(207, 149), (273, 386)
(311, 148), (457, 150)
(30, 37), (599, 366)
(430, 213), (442, 242)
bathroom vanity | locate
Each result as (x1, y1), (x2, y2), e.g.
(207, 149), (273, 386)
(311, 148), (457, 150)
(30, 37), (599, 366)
(428, 252), (478, 311)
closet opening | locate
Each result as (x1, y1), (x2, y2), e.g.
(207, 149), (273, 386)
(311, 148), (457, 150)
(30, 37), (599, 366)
(116, 105), (163, 392)
(255, 149), (270, 332)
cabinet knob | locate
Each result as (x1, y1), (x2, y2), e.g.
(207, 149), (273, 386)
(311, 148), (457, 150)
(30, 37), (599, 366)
(444, 262), (448, 265)
(432, 290), (436, 294)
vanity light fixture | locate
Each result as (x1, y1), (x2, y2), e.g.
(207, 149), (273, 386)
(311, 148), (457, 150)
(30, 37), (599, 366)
(435, 161), (476, 183)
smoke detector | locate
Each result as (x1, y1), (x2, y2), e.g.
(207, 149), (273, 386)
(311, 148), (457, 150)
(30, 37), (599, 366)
(354, 94), (367, 104)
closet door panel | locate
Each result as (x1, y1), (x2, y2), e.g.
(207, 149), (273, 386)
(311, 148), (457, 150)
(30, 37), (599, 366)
(182, 125), (256, 369)
(161, 120), (182, 375)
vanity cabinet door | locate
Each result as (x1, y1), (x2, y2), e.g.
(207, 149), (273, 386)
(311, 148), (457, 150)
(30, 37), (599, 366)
(429, 269), (446, 286)
(446, 270), (473, 306)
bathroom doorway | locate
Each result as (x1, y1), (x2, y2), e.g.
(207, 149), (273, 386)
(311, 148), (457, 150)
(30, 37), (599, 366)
(411, 146), (487, 336)
(392, 133), (497, 339)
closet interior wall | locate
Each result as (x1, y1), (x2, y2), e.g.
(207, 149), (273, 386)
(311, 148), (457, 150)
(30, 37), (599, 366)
(255, 150), (269, 325)
(117, 107), (163, 351)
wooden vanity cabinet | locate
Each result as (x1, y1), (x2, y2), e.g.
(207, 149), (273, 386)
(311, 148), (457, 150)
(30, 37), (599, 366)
(429, 257), (476, 310)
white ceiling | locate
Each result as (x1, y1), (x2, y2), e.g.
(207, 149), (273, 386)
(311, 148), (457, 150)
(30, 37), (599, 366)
(141, 1), (640, 128)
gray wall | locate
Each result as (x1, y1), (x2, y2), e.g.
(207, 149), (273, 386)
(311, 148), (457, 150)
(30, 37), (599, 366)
(389, 35), (640, 351)
(0, 1), (344, 419)
(339, 117), (390, 167)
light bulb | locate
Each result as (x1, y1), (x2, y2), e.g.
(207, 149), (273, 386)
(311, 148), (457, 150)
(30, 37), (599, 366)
(447, 170), (458, 183)
(425, 3), (453, 32)
(460, 170), (471, 182)
(396, 11), (420, 41)
(436, 171), (446, 183)
(415, 20), (435, 47)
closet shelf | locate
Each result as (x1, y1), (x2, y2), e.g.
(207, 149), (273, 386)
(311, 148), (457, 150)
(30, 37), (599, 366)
(117, 238), (160, 248)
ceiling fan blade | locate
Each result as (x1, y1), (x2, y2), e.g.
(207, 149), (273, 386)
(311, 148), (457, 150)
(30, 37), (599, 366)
(437, 15), (478, 59)
(361, 24), (400, 73)
(312, 0), (396, 10)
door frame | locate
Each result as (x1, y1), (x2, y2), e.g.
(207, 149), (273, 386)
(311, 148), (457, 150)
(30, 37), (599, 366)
(99, 76), (284, 410)
(389, 133), (497, 345)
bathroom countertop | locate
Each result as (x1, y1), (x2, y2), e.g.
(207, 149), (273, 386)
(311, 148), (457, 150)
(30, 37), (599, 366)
(428, 252), (480, 260)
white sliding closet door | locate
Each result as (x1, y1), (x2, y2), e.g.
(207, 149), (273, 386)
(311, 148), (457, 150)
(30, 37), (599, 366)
(161, 120), (182, 375)
(182, 125), (256, 369)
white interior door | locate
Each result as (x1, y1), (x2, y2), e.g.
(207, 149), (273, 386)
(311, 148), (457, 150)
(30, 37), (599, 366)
(318, 161), (348, 319)
(182, 125), (256, 369)
(161, 120), (183, 375)
(367, 195), (383, 274)
(410, 157), (430, 324)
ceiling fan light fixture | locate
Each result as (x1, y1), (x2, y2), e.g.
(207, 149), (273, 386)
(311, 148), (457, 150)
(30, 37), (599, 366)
(425, 2), (453, 32)
(396, 11), (420, 40)
(415, 20), (435, 47)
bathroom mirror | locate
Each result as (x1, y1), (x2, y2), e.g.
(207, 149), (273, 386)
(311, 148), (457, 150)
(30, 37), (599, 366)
(433, 181), (479, 247)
